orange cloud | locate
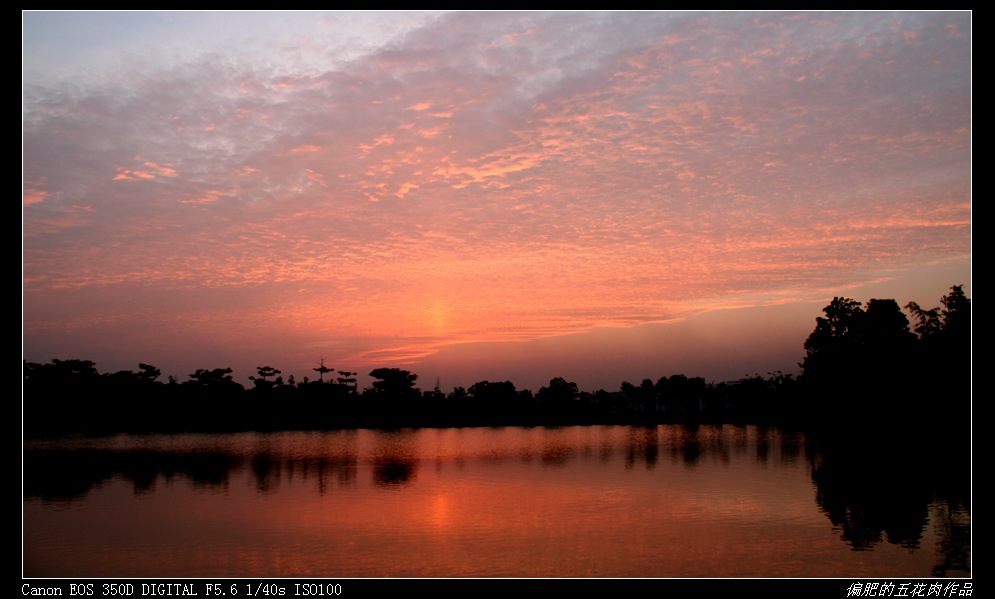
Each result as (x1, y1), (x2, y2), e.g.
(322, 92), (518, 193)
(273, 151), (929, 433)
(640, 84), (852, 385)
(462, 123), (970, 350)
(24, 188), (48, 206)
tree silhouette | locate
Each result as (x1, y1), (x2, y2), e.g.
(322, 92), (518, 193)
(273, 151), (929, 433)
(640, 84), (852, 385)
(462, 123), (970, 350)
(467, 380), (518, 402)
(907, 285), (970, 346)
(187, 368), (235, 386)
(862, 298), (916, 384)
(800, 289), (969, 425)
(939, 284), (971, 343)
(906, 285), (971, 414)
(22, 284), (969, 435)
(537, 377), (578, 402)
(367, 368), (420, 399)
(137, 363), (161, 383)
(801, 297), (865, 379)
(336, 370), (358, 393)
(906, 301), (942, 340)
(313, 358), (333, 383)
(249, 366), (282, 390)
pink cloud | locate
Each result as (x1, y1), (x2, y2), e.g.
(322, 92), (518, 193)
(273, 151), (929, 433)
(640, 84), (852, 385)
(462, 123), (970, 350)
(22, 12), (971, 389)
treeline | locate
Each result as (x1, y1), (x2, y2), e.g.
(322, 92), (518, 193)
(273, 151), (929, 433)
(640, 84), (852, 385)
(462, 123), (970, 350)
(21, 361), (799, 436)
(798, 284), (970, 430)
(23, 286), (970, 437)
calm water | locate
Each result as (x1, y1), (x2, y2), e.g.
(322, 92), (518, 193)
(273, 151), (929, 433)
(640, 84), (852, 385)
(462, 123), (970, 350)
(22, 425), (970, 578)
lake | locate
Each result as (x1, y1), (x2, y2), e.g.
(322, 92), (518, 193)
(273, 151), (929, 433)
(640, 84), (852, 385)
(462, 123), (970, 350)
(22, 424), (970, 578)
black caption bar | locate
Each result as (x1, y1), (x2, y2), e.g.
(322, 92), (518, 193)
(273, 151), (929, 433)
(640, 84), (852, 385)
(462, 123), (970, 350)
(18, 579), (973, 598)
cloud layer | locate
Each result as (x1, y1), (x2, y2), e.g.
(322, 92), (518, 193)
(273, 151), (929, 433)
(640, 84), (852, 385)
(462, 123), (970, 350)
(23, 12), (971, 389)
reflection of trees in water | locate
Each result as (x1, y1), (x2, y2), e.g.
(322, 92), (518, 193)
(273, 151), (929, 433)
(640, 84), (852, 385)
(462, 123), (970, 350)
(23, 449), (240, 501)
(24, 449), (117, 502)
(660, 424), (803, 470)
(806, 430), (971, 574)
(540, 445), (570, 466)
(667, 424), (701, 467)
(809, 443), (923, 551)
(23, 447), (358, 501)
(779, 430), (803, 464)
(244, 454), (359, 494)
(251, 453), (279, 493)
(812, 461), (930, 551)
(624, 426), (659, 470)
(372, 457), (417, 487)
(370, 429), (418, 487)
(24, 424), (969, 573)
(755, 425), (770, 465)
(654, 423), (970, 574)
(931, 500), (971, 577)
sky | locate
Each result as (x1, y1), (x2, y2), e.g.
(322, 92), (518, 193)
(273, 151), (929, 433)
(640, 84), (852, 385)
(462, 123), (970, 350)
(22, 11), (971, 393)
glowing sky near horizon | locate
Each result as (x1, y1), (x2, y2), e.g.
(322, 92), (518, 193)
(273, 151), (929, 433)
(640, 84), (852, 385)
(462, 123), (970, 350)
(23, 11), (971, 391)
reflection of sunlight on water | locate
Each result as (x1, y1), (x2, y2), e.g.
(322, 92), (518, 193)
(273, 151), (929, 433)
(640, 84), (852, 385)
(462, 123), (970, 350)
(24, 425), (968, 577)
(426, 492), (454, 530)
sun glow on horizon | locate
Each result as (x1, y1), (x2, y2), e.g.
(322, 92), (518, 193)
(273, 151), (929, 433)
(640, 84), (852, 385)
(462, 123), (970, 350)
(23, 11), (970, 391)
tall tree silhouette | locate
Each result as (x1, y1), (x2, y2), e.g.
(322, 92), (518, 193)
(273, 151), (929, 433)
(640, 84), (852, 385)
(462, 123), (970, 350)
(801, 289), (968, 425)
(801, 297), (866, 382)
(939, 285), (971, 345)
(313, 358), (333, 383)
(906, 285), (971, 414)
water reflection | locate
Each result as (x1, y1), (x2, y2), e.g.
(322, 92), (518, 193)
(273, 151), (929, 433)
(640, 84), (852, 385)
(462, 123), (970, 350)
(371, 429), (419, 487)
(805, 429), (971, 576)
(23, 425), (970, 577)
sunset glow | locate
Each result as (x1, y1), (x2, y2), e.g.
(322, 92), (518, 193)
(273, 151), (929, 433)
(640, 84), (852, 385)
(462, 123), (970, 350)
(22, 12), (971, 391)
